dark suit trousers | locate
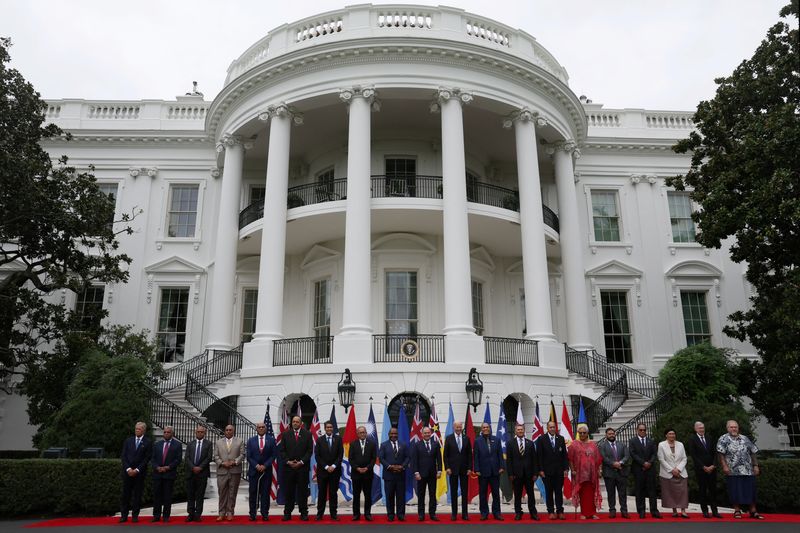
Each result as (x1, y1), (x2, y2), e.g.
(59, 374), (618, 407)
(186, 474), (208, 518)
(316, 472), (340, 517)
(352, 473), (373, 516)
(448, 473), (468, 516)
(282, 467), (309, 516)
(512, 474), (537, 515)
(633, 467), (658, 514)
(416, 474), (437, 517)
(543, 473), (565, 513)
(152, 478), (175, 518)
(384, 477), (405, 518)
(478, 475), (501, 517)
(120, 473), (145, 518)
(603, 475), (628, 512)
(249, 471), (271, 517)
(695, 469), (718, 513)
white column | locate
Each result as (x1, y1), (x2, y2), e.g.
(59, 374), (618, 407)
(206, 135), (247, 350)
(552, 141), (592, 350)
(506, 108), (556, 343)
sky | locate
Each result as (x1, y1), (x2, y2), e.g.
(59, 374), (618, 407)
(1, 0), (791, 111)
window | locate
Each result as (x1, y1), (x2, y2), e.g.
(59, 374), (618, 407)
(167, 185), (199, 237)
(315, 168), (338, 202)
(591, 191), (621, 242)
(472, 280), (484, 335)
(466, 170), (480, 202)
(385, 158), (416, 197)
(668, 192), (696, 243)
(681, 291), (711, 346)
(788, 412), (800, 448)
(385, 271), (418, 338)
(520, 288), (526, 337)
(600, 291), (633, 363)
(97, 183), (118, 227)
(250, 186), (265, 205)
(241, 289), (258, 343)
(75, 285), (105, 331)
(313, 279), (331, 359)
(157, 288), (189, 362)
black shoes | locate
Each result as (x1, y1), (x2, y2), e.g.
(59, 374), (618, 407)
(118, 517), (127, 523)
(430, 515), (439, 522)
(300, 514), (309, 521)
(480, 515), (488, 521)
(514, 513), (522, 521)
(621, 512), (630, 519)
(494, 514), (505, 521)
(531, 513), (540, 521)
(365, 515), (373, 522)
(352, 515), (361, 521)
(150, 517), (160, 523)
(652, 512), (663, 519)
(282, 515), (290, 521)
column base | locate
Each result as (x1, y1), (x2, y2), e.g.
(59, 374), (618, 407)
(568, 342), (594, 352)
(205, 341), (236, 352)
(242, 339), (274, 371)
(338, 325), (373, 336)
(444, 334), (484, 365)
(332, 334), (373, 365)
(536, 341), (567, 370)
(442, 325), (477, 336)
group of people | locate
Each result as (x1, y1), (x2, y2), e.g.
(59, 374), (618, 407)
(120, 417), (764, 522)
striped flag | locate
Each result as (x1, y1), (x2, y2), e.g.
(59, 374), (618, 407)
(263, 403), (279, 501)
(410, 402), (423, 443)
(496, 401), (512, 502)
(367, 404), (382, 505)
(380, 401), (391, 505)
(532, 402), (546, 501)
(339, 406), (357, 501)
(275, 407), (290, 504)
(428, 400), (448, 500)
(444, 402), (457, 501)
(309, 408), (322, 503)
(560, 400), (574, 500)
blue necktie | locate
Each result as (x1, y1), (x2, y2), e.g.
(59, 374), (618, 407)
(195, 441), (201, 465)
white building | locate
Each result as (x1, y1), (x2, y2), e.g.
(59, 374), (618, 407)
(3, 4), (787, 450)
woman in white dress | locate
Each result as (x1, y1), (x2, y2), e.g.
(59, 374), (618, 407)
(657, 428), (689, 518)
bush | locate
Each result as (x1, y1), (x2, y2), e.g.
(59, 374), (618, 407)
(652, 402), (754, 446)
(0, 459), (187, 517)
(0, 450), (39, 459)
(658, 343), (740, 404)
(756, 458), (800, 513)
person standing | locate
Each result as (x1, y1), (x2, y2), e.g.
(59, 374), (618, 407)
(120, 421), (151, 523)
(536, 420), (569, 520)
(443, 420), (472, 521)
(506, 423), (540, 521)
(657, 429), (689, 518)
(717, 419), (764, 520)
(246, 421), (276, 521)
(379, 426), (409, 522)
(598, 427), (630, 519)
(314, 421), (343, 521)
(687, 421), (721, 518)
(213, 424), (244, 521)
(278, 415), (313, 521)
(184, 425), (212, 522)
(567, 424), (602, 520)
(629, 423), (662, 519)
(349, 425), (378, 521)
(411, 426), (443, 521)
(473, 422), (505, 521)
(150, 426), (182, 523)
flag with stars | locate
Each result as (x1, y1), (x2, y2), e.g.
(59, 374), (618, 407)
(496, 401), (513, 502)
(367, 404), (382, 505)
(428, 400), (448, 500)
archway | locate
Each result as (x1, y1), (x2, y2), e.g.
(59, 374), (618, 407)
(388, 393), (431, 430)
(286, 394), (317, 430)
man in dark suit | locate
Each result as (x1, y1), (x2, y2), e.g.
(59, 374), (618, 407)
(687, 421), (721, 518)
(599, 427), (630, 519)
(536, 420), (569, 520)
(349, 425), (378, 521)
(314, 420), (343, 521)
(247, 420), (277, 521)
(379, 426), (409, 522)
(120, 421), (151, 523)
(150, 426), (183, 522)
(507, 423), (540, 521)
(278, 415), (313, 521)
(473, 422), (505, 521)
(184, 425), (213, 522)
(629, 423), (661, 519)
(443, 420), (472, 521)
(411, 426), (443, 521)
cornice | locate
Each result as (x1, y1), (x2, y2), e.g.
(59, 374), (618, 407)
(581, 138), (681, 153)
(41, 133), (213, 145)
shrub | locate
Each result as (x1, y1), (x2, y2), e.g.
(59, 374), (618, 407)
(658, 343), (739, 404)
(652, 402), (754, 446)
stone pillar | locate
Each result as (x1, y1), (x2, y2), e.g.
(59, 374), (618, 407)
(552, 141), (592, 350)
(206, 135), (248, 350)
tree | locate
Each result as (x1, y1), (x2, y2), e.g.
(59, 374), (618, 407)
(658, 343), (740, 405)
(666, 3), (800, 427)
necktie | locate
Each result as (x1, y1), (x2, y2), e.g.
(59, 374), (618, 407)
(162, 441), (169, 465)
(519, 438), (524, 455)
(328, 436), (332, 448)
(641, 437), (645, 446)
(135, 438), (141, 449)
(295, 431), (299, 442)
(486, 437), (491, 452)
(426, 440), (430, 453)
(457, 436), (461, 452)
(259, 436), (264, 452)
(393, 442), (398, 456)
(195, 441), (202, 464)
(361, 440), (365, 453)
(226, 439), (231, 452)
(700, 435), (706, 446)
(612, 442), (618, 460)
(551, 436), (556, 449)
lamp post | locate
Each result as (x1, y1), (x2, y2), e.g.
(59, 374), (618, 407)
(337, 368), (356, 412)
(465, 367), (483, 412)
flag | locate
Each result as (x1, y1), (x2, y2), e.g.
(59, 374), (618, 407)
(532, 402), (546, 501)
(444, 402), (457, 502)
(380, 401), (391, 505)
(309, 408), (322, 504)
(329, 405), (339, 435)
(549, 401), (558, 426)
(397, 403), (413, 502)
(410, 402), (423, 443)
(367, 404), (382, 505)
(275, 407), (290, 504)
(339, 406), (357, 501)
(483, 401), (492, 428)
(464, 407), (480, 503)
(560, 400), (574, 501)
(263, 403), (279, 501)
(429, 400), (448, 500)
(577, 397), (588, 427)
(496, 401), (512, 502)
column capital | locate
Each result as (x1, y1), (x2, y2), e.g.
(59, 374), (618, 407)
(545, 139), (581, 158)
(502, 107), (549, 129)
(215, 134), (253, 153)
(257, 103), (304, 125)
(430, 87), (473, 113)
(339, 86), (381, 111)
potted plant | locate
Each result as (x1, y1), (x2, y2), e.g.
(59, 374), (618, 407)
(287, 193), (305, 208)
(502, 193), (520, 211)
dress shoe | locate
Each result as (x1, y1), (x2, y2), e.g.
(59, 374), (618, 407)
(514, 513), (522, 521)
(398, 516), (405, 521)
(300, 515), (309, 521)
(621, 512), (630, 519)
(462, 513), (469, 520)
(282, 515), (290, 521)
(195, 517), (202, 523)
(315, 515), (322, 522)
(652, 512), (663, 519)
(609, 510), (617, 519)
(388, 516), (395, 522)
(131, 517), (139, 523)
(331, 515), (339, 521)
(262, 516), (269, 522)
(531, 513), (540, 521)
(365, 515), (373, 522)
(418, 514), (425, 522)
(118, 517), (128, 523)
(639, 512), (646, 519)
(430, 515), (439, 522)
(150, 517), (160, 523)
(162, 517), (169, 523)
(186, 516), (195, 522)
(216, 515), (225, 522)
(352, 515), (361, 522)
(480, 515), (488, 521)
(248, 516), (256, 522)
(451, 514), (457, 521)
(494, 514), (505, 521)
(558, 513), (567, 520)
(225, 515), (234, 521)
(712, 512), (723, 519)
(548, 513), (556, 520)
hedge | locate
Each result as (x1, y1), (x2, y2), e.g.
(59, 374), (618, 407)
(0, 459), (187, 517)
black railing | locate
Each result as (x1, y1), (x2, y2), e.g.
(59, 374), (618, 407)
(239, 199), (264, 229)
(146, 384), (224, 445)
(566, 346), (660, 399)
(155, 349), (213, 394)
(187, 345), (244, 389)
(542, 204), (560, 233)
(185, 375), (257, 437)
(287, 178), (348, 208)
(484, 337), (539, 366)
(581, 374), (628, 435)
(467, 181), (518, 210)
(273, 336), (333, 366)
(373, 334), (445, 363)
(370, 175), (442, 199)
(600, 393), (672, 445)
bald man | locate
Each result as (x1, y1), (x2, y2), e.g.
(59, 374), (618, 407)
(214, 424), (244, 521)
(278, 416), (313, 521)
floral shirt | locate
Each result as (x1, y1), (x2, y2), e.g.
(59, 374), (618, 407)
(716, 433), (758, 476)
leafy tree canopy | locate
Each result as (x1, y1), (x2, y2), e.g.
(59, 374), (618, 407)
(667, 3), (799, 427)
(658, 343), (740, 405)
(653, 402), (754, 449)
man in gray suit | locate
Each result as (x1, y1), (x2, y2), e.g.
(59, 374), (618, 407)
(214, 424), (245, 521)
(184, 425), (213, 522)
(599, 427), (630, 519)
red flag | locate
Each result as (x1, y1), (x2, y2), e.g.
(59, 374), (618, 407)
(343, 405), (358, 445)
(464, 407), (480, 503)
(560, 400), (574, 499)
(409, 402), (423, 443)
(272, 407), (289, 501)
(531, 401), (544, 442)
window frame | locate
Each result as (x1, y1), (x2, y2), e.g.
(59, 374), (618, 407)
(599, 290), (634, 364)
(680, 290), (712, 346)
(471, 279), (485, 336)
(155, 286), (191, 363)
(583, 184), (634, 252)
(74, 284), (106, 331)
(240, 287), (259, 343)
(667, 191), (697, 244)
(157, 179), (206, 247)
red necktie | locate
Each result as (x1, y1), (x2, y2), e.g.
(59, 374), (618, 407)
(295, 431), (299, 442)
(162, 441), (169, 465)
(259, 436), (264, 452)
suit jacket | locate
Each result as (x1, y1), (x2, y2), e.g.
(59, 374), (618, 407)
(598, 439), (630, 478)
(121, 435), (152, 476)
(314, 434), (344, 479)
(184, 438), (213, 479)
(151, 438), (183, 480)
(686, 433), (716, 472)
(278, 428), (313, 470)
(535, 433), (569, 476)
(506, 436), (538, 477)
(410, 439), (443, 479)
(628, 435), (658, 472)
(214, 437), (245, 476)
(348, 439), (378, 479)
(443, 433), (473, 476)
(473, 434), (505, 477)
(378, 440), (410, 481)
(246, 434), (277, 478)
(657, 440), (688, 479)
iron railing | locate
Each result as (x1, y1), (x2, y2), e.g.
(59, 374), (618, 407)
(155, 349), (213, 393)
(239, 199), (264, 228)
(542, 204), (560, 233)
(566, 346), (660, 399)
(370, 175), (442, 199)
(185, 374), (257, 438)
(287, 178), (348, 207)
(187, 345), (244, 389)
(273, 336), (333, 366)
(373, 334), (445, 363)
(484, 336), (539, 366)
(600, 393), (672, 445)
(581, 374), (628, 435)
(146, 384), (223, 445)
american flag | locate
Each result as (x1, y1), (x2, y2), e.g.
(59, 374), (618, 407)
(274, 407), (290, 503)
(262, 403), (278, 501)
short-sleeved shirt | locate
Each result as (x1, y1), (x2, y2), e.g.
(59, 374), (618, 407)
(716, 433), (758, 476)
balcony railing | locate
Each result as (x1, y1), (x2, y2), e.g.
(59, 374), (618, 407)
(239, 199), (264, 228)
(373, 334), (445, 363)
(370, 175), (442, 198)
(566, 346), (660, 399)
(273, 336), (333, 366)
(287, 178), (348, 207)
(484, 336), (539, 366)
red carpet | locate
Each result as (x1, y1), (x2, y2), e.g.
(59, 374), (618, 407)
(25, 512), (800, 527)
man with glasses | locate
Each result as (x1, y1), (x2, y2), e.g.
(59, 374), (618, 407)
(629, 423), (662, 519)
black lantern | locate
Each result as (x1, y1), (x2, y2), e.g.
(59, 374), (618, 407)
(337, 368), (356, 412)
(465, 367), (483, 412)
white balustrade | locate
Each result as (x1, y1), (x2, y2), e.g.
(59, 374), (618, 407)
(295, 17), (343, 42)
(587, 112), (621, 128)
(646, 112), (694, 129)
(465, 20), (510, 47)
(88, 105), (140, 119)
(377, 10), (432, 29)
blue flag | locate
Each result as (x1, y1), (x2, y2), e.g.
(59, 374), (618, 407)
(367, 404), (383, 505)
(483, 401), (492, 428)
(578, 397), (588, 425)
(380, 402), (391, 505)
(329, 405), (339, 435)
(444, 402), (457, 501)
(397, 403), (413, 502)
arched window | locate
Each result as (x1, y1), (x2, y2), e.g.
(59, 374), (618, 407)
(287, 394), (317, 430)
(387, 393), (430, 429)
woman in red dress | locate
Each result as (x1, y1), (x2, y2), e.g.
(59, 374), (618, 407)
(567, 424), (603, 519)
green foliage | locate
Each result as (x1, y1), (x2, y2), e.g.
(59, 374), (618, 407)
(756, 458), (800, 513)
(666, 4), (800, 427)
(658, 343), (739, 404)
(653, 402), (754, 448)
(0, 459), (187, 517)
